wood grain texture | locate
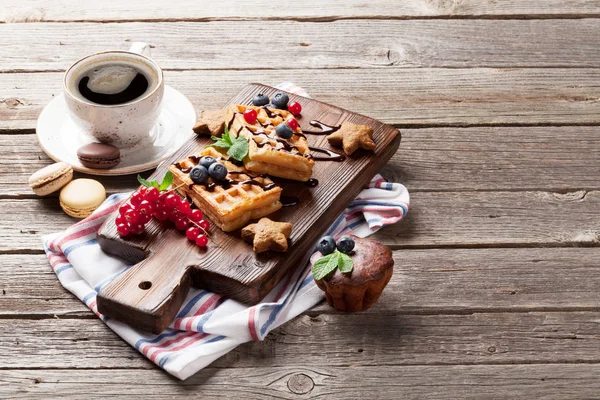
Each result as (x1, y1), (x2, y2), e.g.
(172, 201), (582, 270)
(6, 311), (600, 369)
(3, 248), (600, 316)
(3, 364), (600, 399)
(2, 68), (600, 132)
(2, 20), (600, 72)
(3, 0), (600, 22)
(4, 190), (599, 252)
(97, 84), (400, 332)
(1, 247), (597, 316)
(4, 126), (600, 196)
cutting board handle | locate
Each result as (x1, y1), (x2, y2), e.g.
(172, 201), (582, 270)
(97, 248), (192, 334)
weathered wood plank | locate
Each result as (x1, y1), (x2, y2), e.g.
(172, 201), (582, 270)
(3, 0), (600, 22)
(2, 20), (600, 72)
(3, 364), (600, 399)
(382, 126), (600, 192)
(3, 248), (600, 316)
(0, 364), (600, 400)
(3, 189), (599, 251)
(2, 68), (600, 131)
(4, 311), (600, 369)
(4, 125), (600, 196)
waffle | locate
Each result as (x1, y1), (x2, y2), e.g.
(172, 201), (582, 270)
(168, 147), (283, 232)
(226, 105), (315, 182)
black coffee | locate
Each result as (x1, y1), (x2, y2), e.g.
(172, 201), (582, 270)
(77, 64), (149, 105)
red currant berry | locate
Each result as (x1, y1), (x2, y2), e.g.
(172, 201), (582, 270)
(174, 217), (190, 231)
(154, 210), (169, 221)
(157, 191), (168, 204)
(116, 223), (130, 237)
(286, 118), (299, 131)
(195, 234), (208, 247)
(189, 209), (203, 223)
(119, 202), (133, 215)
(165, 194), (180, 208)
(178, 199), (191, 215)
(130, 191), (144, 207)
(129, 222), (145, 235)
(124, 209), (141, 224)
(115, 215), (126, 225)
(288, 101), (302, 115)
(138, 200), (154, 216)
(198, 219), (210, 232)
(186, 226), (200, 241)
(243, 109), (258, 124)
(144, 186), (160, 202)
(138, 212), (152, 225)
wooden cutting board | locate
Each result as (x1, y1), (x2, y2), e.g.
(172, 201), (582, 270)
(96, 83), (401, 333)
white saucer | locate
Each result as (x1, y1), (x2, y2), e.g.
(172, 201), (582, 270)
(37, 85), (196, 176)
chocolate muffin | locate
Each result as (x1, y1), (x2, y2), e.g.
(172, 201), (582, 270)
(314, 236), (393, 312)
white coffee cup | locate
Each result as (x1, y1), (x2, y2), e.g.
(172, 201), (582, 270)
(63, 43), (164, 148)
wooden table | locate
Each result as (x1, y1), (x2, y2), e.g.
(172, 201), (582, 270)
(2, 1), (600, 398)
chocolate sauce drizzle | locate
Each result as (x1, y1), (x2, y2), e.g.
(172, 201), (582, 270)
(308, 146), (346, 162)
(302, 120), (340, 135)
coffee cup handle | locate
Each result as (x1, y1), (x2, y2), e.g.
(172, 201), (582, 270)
(128, 42), (151, 58)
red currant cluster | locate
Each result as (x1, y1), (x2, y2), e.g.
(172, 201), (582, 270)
(115, 186), (210, 247)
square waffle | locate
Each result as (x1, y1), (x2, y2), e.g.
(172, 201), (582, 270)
(168, 147), (283, 232)
(226, 105), (315, 182)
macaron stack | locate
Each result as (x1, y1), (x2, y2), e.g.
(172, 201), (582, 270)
(28, 161), (107, 219)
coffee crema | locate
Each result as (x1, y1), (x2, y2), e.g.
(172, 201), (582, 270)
(77, 63), (149, 105)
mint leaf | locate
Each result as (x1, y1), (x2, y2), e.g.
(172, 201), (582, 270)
(227, 135), (249, 161)
(159, 171), (173, 191)
(137, 174), (158, 189)
(338, 252), (354, 273)
(312, 252), (340, 280)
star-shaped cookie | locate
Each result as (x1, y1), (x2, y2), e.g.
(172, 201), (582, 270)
(193, 109), (226, 137)
(241, 218), (293, 253)
(327, 121), (376, 155)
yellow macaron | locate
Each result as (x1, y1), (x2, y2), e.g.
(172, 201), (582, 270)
(59, 178), (106, 219)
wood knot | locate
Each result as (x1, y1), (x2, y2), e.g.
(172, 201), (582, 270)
(287, 373), (314, 395)
(1, 98), (24, 108)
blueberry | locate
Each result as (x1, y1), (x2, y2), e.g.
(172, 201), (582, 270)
(271, 92), (289, 110)
(317, 236), (336, 256)
(275, 123), (293, 139)
(199, 156), (216, 170)
(208, 162), (228, 180)
(336, 236), (355, 254)
(189, 166), (209, 184)
(252, 93), (270, 107)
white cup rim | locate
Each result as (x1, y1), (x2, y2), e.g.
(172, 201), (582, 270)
(63, 50), (164, 109)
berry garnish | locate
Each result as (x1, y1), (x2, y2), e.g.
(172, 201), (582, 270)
(275, 123), (293, 139)
(197, 219), (210, 232)
(199, 156), (216, 170)
(119, 202), (133, 215)
(286, 118), (299, 131)
(130, 191), (144, 207)
(317, 236), (336, 256)
(186, 226), (200, 241)
(190, 166), (209, 184)
(115, 214), (126, 226)
(154, 210), (169, 221)
(144, 186), (160, 202)
(195, 234), (208, 247)
(174, 216), (190, 231)
(138, 200), (154, 216)
(189, 209), (203, 223)
(124, 208), (140, 224)
(208, 162), (228, 181)
(336, 236), (355, 254)
(252, 93), (270, 106)
(164, 193), (180, 208)
(288, 102), (302, 115)
(129, 223), (145, 235)
(116, 223), (130, 236)
(243, 109), (258, 124)
(271, 92), (289, 109)
(178, 198), (192, 215)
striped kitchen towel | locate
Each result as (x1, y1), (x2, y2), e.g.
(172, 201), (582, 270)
(42, 84), (410, 380)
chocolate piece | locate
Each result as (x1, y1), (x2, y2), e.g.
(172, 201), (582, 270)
(193, 109), (226, 137)
(314, 236), (393, 312)
(77, 143), (121, 169)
